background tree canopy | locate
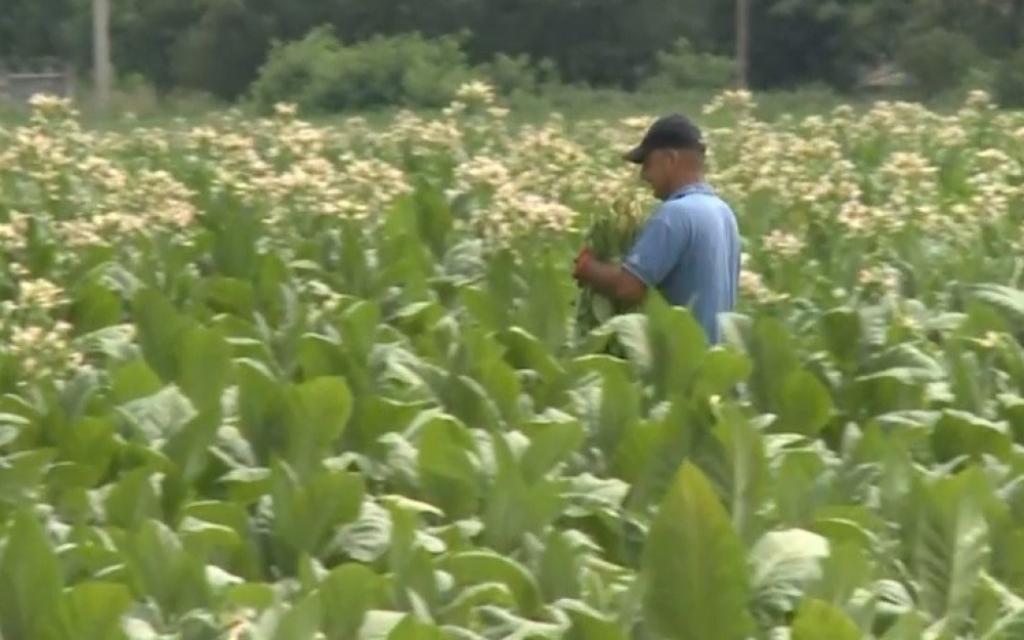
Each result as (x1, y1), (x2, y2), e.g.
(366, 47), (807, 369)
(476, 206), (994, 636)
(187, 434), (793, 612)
(2, 0), (1023, 107)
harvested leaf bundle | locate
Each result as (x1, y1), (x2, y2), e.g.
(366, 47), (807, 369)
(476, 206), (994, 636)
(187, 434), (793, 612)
(574, 194), (649, 340)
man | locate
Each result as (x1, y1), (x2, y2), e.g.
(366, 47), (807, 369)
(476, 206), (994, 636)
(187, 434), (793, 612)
(573, 113), (741, 345)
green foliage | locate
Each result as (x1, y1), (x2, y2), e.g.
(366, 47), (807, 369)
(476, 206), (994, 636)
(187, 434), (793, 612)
(475, 53), (563, 100)
(168, 0), (271, 100)
(3, 0), (1023, 105)
(641, 37), (736, 93)
(994, 46), (1024, 108)
(249, 28), (477, 113)
(897, 28), (985, 99)
(574, 196), (648, 342)
(5, 89), (1024, 638)
(641, 462), (754, 640)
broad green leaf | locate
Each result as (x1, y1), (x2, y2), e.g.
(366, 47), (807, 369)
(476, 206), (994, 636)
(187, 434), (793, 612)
(908, 467), (991, 627)
(70, 278), (124, 335)
(417, 412), (479, 519)
(880, 611), (928, 639)
(47, 581), (132, 640)
(131, 287), (191, 382)
(626, 399), (705, 511)
(791, 598), (860, 640)
(775, 369), (833, 436)
(463, 329), (522, 425)
(931, 409), (1012, 464)
(321, 563), (388, 640)
(437, 550), (543, 616)
(356, 396), (431, 451)
(176, 324), (232, 411)
(564, 606), (630, 640)
(201, 276), (255, 316)
(645, 298), (708, 401)
(640, 461), (753, 640)
(271, 461), (365, 558)
(124, 518), (210, 618)
(749, 528), (831, 625)
(0, 448), (56, 505)
(237, 358), (289, 466)
(520, 412), (585, 483)
(162, 407), (221, 484)
(439, 583), (515, 623)
(219, 467), (271, 505)
(178, 515), (242, 557)
(387, 615), (448, 640)
(387, 500), (442, 613)
(54, 415), (116, 485)
(116, 384), (197, 443)
(810, 540), (874, 609)
(0, 507), (63, 639)
(537, 526), (586, 601)
(104, 466), (161, 529)
(359, 610), (408, 640)
(285, 376), (353, 473)
(591, 363), (640, 457)
(500, 326), (565, 387)
(516, 251), (572, 352)
(482, 436), (562, 554)
(820, 307), (863, 372)
(599, 313), (651, 369)
(332, 499), (392, 563)
(223, 583), (276, 610)
(774, 449), (830, 526)
(711, 401), (768, 544)
(298, 333), (348, 379)
(748, 316), (801, 413)
(610, 418), (660, 483)
(108, 359), (163, 404)
(251, 590), (322, 640)
(694, 347), (753, 399)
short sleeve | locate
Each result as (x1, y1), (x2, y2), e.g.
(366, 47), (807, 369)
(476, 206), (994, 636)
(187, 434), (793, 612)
(622, 214), (690, 287)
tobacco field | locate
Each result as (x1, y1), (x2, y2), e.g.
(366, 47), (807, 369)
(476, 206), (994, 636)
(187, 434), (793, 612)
(2, 84), (1024, 639)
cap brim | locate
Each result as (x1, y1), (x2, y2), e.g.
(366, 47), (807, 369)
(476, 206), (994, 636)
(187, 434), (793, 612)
(623, 144), (647, 164)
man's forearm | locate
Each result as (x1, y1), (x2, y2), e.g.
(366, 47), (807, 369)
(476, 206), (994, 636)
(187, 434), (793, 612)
(580, 259), (625, 297)
(577, 259), (646, 306)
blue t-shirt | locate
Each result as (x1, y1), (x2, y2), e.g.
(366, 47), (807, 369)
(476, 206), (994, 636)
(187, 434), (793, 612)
(622, 182), (740, 344)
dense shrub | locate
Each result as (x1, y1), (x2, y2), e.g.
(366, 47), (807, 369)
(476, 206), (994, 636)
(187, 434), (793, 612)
(897, 28), (984, 99)
(640, 37), (735, 93)
(249, 27), (478, 113)
(474, 53), (562, 99)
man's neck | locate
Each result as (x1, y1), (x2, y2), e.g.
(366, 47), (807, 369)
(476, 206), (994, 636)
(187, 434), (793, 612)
(663, 175), (707, 200)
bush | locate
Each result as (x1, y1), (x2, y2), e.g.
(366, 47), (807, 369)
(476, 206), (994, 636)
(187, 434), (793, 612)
(474, 53), (562, 99)
(897, 28), (984, 99)
(249, 27), (478, 113)
(640, 37), (735, 93)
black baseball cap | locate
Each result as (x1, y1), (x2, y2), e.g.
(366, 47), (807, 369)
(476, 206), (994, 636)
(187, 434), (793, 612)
(623, 114), (706, 164)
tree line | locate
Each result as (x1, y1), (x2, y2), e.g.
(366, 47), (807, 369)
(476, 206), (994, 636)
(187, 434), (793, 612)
(3, 0), (1024, 108)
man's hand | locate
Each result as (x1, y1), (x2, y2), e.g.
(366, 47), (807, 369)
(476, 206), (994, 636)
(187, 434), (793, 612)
(572, 246), (647, 306)
(573, 247), (593, 283)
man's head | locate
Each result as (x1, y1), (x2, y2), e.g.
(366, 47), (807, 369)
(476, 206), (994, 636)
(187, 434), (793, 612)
(623, 114), (706, 199)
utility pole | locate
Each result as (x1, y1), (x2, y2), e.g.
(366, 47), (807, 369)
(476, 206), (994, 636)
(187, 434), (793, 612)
(735, 0), (750, 89)
(92, 0), (112, 112)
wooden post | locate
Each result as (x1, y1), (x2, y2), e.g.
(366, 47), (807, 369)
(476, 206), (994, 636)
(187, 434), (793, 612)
(735, 0), (750, 89)
(92, 0), (112, 112)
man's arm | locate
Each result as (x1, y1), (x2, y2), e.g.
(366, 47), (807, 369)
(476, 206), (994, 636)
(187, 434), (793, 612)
(575, 257), (647, 306)
(575, 215), (689, 306)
